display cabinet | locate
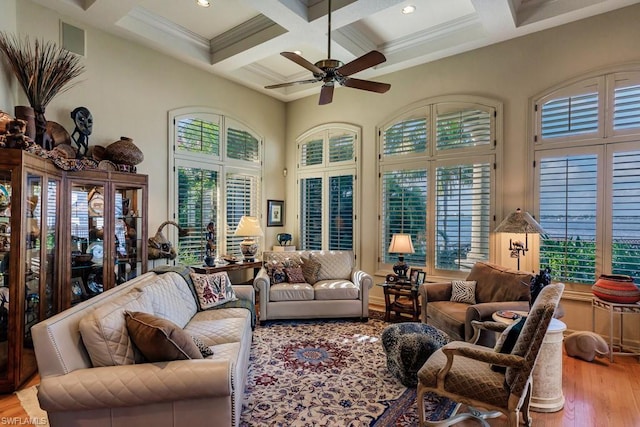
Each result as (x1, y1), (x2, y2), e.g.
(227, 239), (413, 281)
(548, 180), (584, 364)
(0, 149), (62, 393)
(63, 170), (148, 307)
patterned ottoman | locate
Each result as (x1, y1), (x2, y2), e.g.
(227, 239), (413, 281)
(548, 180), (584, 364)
(381, 323), (450, 387)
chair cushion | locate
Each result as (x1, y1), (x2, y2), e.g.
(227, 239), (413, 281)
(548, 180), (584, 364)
(450, 280), (477, 304)
(466, 262), (531, 303)
(313, 279), (359, 300)
(269, 283), (314, 301)
(425, 301), (467, 341)
(124, 311), (203, 362)
(491, 316), (526, 372)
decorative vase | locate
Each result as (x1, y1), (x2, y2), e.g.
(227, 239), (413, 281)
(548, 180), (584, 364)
(106, 136), (144, 166)
(14, 106), (35, 138)
(592, 274), (640, 304)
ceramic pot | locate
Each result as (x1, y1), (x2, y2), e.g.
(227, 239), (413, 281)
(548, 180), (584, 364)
(106, 136), (144, 166)
(14, 106), (35, 138)
(592, 274), (640, 304)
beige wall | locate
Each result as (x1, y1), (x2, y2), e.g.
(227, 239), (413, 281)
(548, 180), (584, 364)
(5, 0), (287, 246)
(0, 0), (17, 109)
(285, 5), (640, 343)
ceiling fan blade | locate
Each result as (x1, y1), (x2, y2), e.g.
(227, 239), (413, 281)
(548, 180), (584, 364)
(336, 50), (386, 77)
(342, 77), (390, 93)
(319, 84), (334, 105)
(265, 78), (322, 89)
(281, 52), (325, 75)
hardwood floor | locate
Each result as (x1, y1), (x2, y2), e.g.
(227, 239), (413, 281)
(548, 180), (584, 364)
(1, 342), (638, 426)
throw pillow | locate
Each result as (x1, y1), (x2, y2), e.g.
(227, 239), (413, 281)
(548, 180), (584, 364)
(192, 335), (214, 357)
(189, 272), (238, 310)
(124, 311), (203, 362)
(450, 280), (477, 304)
(265, 261), (287, 284)
(284, 266), (306, 283)
(300, 256), (321, 284)
(491, 316), (527, 372)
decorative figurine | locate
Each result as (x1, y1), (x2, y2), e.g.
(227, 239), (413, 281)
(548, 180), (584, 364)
(204, 221), (216, 266)
(277, 233), (292, 246)
(70, 106), (93, 158)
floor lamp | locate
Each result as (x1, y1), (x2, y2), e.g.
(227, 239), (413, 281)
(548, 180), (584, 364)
(494, 208), (545, 270)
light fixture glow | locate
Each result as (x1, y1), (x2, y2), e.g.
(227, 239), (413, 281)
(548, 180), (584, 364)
(402, 5), (416, 14)
(196, 0), (210, 7)
(293, 50), (303, 56)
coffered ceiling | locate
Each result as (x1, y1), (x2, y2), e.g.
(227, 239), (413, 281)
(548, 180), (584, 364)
(31, 0), (640, 102)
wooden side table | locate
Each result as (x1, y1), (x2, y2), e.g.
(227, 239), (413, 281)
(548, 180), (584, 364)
(378, 282), (420, 322)
(192, 260), (262, 285)
(591, 296), (640, 362)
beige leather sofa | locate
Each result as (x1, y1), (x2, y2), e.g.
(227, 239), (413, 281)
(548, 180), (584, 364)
(419, 261), (532, 347)
(254, 250), (373, 322)
(31, 270), (254, 427)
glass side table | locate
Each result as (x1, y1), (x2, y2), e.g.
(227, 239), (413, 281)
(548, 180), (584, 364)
(377, 282), (420, 322)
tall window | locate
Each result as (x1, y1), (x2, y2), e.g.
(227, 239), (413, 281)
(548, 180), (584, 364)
(379, 96), (499, 275)
(533, 68), (640, 284)
(297, 124), (359, 253)
(170, 108), (262, 264)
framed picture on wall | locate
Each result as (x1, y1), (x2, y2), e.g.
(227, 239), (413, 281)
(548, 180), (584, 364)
(267, 200), (284, 227)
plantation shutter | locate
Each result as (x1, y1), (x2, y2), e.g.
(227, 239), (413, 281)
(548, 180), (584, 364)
(435, 104), (492, 151)
(300, 177), (323, 250)
(177, 165), (218, 264)
(382, 116), (427, 157)
(175, 115), (220, 156)
(613, 82), (640, 131)
(381, 168), (427, 266)
(611, 150), (640, 283)
(328, 130), (355, 164)
(300, 138), (323, 167)
(540, 91), (599, 139)
(329, 174), (354, 250)
(226, 122), (260, 163)
(225, 172), (260, 257)
(435, 162), (491, 271)
(538, 154), (598, 284)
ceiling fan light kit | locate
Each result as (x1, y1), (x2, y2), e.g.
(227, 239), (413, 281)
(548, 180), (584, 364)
(265, 0), (391, 105)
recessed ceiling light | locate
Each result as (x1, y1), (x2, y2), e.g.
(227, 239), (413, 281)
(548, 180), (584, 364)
(402, 5), (416, 14)
(196, 0), (210, 7)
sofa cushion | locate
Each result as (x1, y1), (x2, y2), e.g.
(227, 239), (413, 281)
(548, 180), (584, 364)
(78, 290), (153, 367)
(138, 272), (197, 328)
(300, 256), (321, 284)
(466, 262), (531, 303)
(450, 280), (477, 304)
(185, 316), (249, 346)
(190, 272), (237, 309)
(124, 311), (203, 362)
(269, 283), (314, 301)
(313, 279), (359, 300)
(312, 251), (353, 281)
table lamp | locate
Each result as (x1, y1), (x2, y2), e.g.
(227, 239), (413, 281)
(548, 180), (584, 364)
(388, 233), (414, 281)
(234, 216), (263, 262)
(494, 208), (545, 270)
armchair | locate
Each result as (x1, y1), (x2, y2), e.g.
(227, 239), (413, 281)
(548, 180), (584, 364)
(419, 262), (532, 347)
(416, 283), (564, 427)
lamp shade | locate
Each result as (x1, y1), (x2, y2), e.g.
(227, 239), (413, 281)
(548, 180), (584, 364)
(388, 233), (415, 254)
(234, 216), (263, 237)
(494, 208), (545, 234)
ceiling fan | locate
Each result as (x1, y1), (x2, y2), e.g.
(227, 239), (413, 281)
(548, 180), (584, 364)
(264, 0), (391, 105)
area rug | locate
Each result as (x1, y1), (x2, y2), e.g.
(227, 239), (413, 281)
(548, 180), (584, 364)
(15, 385), (49, 427)
(240, 318), (458, 426)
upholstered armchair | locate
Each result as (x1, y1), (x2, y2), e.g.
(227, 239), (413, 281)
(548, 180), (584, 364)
(416, 283), (564, 427)
(419, 262), (533, 347)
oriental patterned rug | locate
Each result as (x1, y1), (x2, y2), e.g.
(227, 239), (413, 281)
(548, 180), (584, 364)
(240, 317), (458, 426)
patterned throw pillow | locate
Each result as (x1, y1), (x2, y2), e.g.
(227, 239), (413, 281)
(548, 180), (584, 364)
(300, 256), (321, 284)
(450, 280), (477, 304)
(192, 335), (214, 357)
(124, 311), (203, 362)
(189, 272), (237, 310)
(285, 266), (306, 283)
(265, 261), (287, 284)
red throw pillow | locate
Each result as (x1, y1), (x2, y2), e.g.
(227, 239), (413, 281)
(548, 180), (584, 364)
(285, 266), (306, 283)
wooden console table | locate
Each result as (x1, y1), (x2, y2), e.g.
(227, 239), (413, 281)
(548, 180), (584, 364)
(192, 260), (262, 285)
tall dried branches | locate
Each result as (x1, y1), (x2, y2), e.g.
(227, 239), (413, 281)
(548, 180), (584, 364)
(0, 32), (85, 111)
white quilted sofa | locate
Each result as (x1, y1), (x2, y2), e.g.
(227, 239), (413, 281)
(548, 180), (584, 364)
(31, 270), (254, 427)
(254, 250), (373, 322)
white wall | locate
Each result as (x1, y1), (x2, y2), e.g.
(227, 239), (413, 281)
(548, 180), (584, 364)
(10, 0), (287, 247)
(285, 5), (640, 340)
(0, 0), (17, 109)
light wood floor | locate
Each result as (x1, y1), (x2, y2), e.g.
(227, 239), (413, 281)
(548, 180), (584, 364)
(1, 344), (638, 426)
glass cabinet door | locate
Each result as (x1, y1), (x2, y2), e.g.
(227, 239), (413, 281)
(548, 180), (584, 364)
(44, 177), (60, 319)
(114, 186), (144, 284)
(70, 183), (106, 303)
(0, 170), (10, 383)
